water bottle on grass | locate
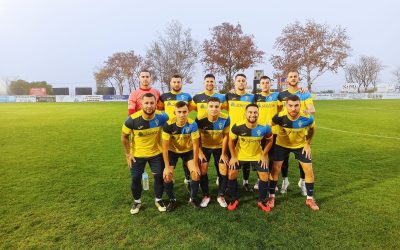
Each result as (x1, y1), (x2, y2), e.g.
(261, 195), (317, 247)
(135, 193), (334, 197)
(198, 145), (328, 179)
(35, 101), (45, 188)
(142, 171), (149, 191)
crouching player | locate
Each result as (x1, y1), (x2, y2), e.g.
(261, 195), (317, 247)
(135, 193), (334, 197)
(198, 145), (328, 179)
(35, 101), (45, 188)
(196, 97), (230, 208)
(267, 95), (319, 211)
(121, 93), (169, 214)
(162, 101), (201, 211)
(228, 104), (273, 211)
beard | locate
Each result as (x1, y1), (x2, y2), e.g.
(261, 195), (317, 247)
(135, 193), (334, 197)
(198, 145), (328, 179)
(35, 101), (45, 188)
(173, 87), (182, 92)
(143, 108), (155, 116)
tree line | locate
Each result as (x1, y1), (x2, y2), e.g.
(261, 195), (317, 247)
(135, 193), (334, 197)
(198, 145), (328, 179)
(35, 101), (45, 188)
(93, 20), (392, 94)
(6, 20), (398, 95)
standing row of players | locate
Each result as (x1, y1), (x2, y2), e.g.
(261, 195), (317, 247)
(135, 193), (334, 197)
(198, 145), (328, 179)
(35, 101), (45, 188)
(121, 69), (319, 214)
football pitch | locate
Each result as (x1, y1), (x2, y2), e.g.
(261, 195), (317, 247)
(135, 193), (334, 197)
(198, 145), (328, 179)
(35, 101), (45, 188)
(1, 100), (399, 249)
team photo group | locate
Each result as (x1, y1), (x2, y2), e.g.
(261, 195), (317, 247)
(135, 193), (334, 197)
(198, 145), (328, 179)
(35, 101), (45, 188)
(121, 69), (319, 215)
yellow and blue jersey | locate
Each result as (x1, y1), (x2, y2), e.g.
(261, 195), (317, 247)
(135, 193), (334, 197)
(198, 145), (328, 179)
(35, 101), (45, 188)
(191, 92), (227, 118)
(195, 113), (230, 149)
(278, 89), (313, 113)
(162, 118), (200, 153)
(255, 92), (279, 134)
(229, 120), (273, 161)
(225, 92), (255, 128)
(272, 112), (315, 149)
(159, 91), (192, 119)
(122, 110), (169, 157)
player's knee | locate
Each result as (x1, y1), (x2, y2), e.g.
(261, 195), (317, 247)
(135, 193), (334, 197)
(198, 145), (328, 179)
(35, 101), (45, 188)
(200, 164), (208, 176)
(191, 171), (200, 181)
(258, 172), (269, 182)
(219, 163), (227, 176)
(305, 172), (314, 183)
(164, 174), (173, 183)
(228, 170), (238, 180)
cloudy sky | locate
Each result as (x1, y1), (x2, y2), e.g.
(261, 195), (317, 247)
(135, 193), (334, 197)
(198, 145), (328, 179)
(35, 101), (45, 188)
(0, 0), (399, 93)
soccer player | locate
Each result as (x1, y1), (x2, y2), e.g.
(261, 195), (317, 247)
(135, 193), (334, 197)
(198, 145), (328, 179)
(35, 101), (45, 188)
(121, 93), (169, 214)
(225, 74), (255, 192)
(254, 76), (279, 190)
(162, 101), (201, 211)
(158, 74), (193, 119)
(191, 74), (227, 119)
(127, 69), (161, 116)
(228, 104), (273, 211)
(196, 97), (230, 208)
(277, 70), (316, 195)
(191, 73), (227, 185)
(158, 74), (193, 189)
(267, 95), (319, 211)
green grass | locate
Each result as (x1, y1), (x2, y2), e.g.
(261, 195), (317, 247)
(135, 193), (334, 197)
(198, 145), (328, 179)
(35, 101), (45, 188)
(1, 100), (399, 249)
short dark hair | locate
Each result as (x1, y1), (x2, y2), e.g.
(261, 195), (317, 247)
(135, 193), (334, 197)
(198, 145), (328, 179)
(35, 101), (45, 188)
(245, 103), (259, 110)
(142, 93), (156, 99)
(287, 70), (299, 75)
(204, 74), (215, 80)
(140, 69), (152, 76)
(207, 97), (221, 104)
(175, 101), (188, 109)
(286, 95), (300, 102)
(171, 74), (182, 79)
(235, 73), (246, 79)
(260, 76), (271, 81)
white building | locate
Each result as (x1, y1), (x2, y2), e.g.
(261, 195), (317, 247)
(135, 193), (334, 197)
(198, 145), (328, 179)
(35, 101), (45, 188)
(0, 80), (7, 95)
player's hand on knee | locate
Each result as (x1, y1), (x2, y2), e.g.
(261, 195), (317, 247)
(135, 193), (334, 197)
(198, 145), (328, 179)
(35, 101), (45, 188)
(219, 154), (229, 165)
(302, 144), (312, 159)
(229, 157), (239, 170)
(126, 154), (135, 168)
(259, 157), (268, 169)
(199, 152), (207, 163)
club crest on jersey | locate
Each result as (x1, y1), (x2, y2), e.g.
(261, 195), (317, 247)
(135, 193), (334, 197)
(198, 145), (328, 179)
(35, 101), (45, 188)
(167, 102), (172, 106)
(257, 130), (261, 136)
(218, 122), (223, 129)
(298, 121), (303, 127)
(138, 132), (144, 137)
(230, 102), (235, 106)
(185, 127), (190, 133)
(155, 119), (159, 126)
(244, 96), (248, 101)
(201, 104), (205, 108)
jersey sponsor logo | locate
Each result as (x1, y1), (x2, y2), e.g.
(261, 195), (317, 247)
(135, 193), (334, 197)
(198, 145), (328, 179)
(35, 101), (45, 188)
(138, 125), (144, 129)
(240, 137), (261, 143)
(204, 130), (222, 135)
(230, 102), (248, 108)
(241, 133), (247, 136)
(201, 99), (206, 103)
(138, 130), (159, 137)
(167, 97), (172, 100)
(258, 103), (276, 108)
(172, 130), (178, 135)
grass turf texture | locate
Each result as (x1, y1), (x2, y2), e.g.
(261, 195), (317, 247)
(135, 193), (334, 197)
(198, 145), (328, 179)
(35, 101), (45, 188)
(0, 100), (399, 249)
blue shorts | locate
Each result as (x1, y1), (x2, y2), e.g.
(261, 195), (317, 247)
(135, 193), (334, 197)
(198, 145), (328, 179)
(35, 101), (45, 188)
(273, 145), (312, 163)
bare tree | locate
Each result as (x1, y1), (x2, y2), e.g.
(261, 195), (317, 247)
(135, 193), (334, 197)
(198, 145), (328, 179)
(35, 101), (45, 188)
(393, 67), (400, 84)
(345, 56), (385, 93)
(94, 50), (144, 95)
(270, 20), (351, 91)
(202, 22), (264, 92)
(146, 20), (199, 93)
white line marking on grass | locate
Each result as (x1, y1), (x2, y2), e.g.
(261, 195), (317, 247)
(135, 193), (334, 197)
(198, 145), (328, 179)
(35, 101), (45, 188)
(318, 126), (400, 140)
